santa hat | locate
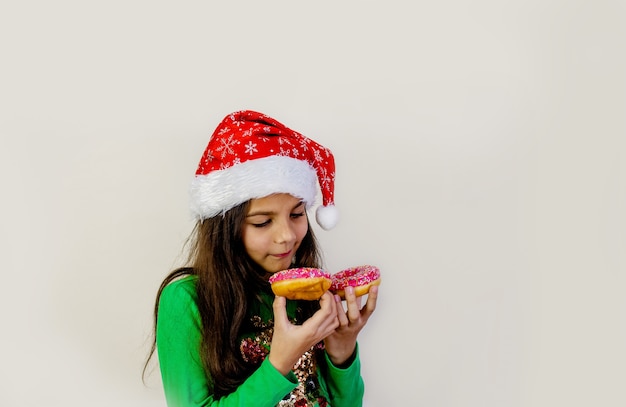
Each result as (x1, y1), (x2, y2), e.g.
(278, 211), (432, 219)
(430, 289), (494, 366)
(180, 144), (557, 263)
(190, 110), (339, 230)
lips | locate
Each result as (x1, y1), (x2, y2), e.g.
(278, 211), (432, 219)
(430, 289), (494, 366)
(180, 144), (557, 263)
(273, 251), (292, 259)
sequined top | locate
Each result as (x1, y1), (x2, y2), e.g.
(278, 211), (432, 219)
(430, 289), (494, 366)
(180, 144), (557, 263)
(156, 275), (364, 407)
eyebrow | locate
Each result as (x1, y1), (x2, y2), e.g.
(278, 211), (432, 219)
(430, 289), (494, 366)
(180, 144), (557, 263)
(246, 201), (305, 217)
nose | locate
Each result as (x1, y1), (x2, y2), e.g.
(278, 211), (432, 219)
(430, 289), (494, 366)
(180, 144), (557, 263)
(274, 219), (296, 245)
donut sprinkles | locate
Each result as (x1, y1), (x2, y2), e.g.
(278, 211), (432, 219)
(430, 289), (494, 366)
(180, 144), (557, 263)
(269, 268), (332, 301)
(330, 265), (380, 298)
(269, 268), (330, 283)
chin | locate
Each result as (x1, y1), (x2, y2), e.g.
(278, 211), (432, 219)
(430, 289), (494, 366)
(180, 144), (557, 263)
(266, 261), (293, 274)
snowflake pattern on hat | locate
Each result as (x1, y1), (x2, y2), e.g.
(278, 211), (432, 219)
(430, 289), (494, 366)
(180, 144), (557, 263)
(190, 110), (339, 230)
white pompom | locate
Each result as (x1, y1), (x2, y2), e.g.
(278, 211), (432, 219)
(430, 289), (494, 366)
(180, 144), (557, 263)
(315, 205), (339, 230)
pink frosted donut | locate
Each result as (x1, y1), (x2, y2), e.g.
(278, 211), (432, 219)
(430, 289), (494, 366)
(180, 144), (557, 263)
(330, 265), (381, 299)
(269, 267), (332, 301)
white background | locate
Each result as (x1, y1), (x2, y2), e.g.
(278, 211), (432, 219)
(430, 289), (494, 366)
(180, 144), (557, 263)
(1, 1), (625, 406)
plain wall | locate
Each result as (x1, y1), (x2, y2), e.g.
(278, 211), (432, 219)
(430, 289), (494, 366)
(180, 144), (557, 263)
(1, 1), (625, 406)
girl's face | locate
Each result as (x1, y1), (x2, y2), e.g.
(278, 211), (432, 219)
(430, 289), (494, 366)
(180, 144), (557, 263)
(241, 193), (309, 274)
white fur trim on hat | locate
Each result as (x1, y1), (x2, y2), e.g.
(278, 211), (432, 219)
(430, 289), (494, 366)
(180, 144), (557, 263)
(190, 155), (318, 219)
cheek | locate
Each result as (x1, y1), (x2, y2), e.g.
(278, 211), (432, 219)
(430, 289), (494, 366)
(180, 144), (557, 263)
(295, 220), (309, 241)
(241, 227), (262, 253)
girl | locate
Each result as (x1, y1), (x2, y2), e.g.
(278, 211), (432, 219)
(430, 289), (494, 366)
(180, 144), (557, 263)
(144, 110), (378, 407)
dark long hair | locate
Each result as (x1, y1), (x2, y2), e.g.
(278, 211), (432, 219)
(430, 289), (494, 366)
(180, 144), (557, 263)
(143, 200), (323, 397)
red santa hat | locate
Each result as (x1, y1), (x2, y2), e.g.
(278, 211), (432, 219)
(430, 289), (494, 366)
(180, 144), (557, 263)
(190, 110), (339, 230)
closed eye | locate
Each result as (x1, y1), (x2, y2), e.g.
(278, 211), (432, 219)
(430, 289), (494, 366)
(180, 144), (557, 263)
(251, 219), (271, 228)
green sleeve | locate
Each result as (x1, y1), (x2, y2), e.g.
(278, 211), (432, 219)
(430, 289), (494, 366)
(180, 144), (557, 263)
(321, 346), (365, 407)
(156, 277), (299, 407)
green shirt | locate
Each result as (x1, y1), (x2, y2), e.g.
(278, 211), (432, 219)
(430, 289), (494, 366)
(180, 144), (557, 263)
(156, 275), (364, 407)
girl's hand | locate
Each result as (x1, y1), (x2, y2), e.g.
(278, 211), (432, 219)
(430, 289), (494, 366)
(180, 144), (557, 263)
(268, 291), (339, 375)
(323, 285), (378, 366)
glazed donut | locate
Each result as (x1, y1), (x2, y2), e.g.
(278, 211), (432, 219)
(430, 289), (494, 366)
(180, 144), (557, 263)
(269, 267), (332, 301)
(330, 265), (381, 299)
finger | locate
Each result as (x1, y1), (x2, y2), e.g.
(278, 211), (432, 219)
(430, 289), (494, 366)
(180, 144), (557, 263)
(334, 294), (349, 326)
(303, 292), (338, 332)
(318, 291), (337, 316)
(272, 295), (290, 328)
(319, 290), (334, 303)
(361, 285), (379, 318)
(320, 291), (341, 332)
(343, 286), (362, 322)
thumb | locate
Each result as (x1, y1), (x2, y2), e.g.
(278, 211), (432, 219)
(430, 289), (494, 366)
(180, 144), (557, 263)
(272, 295), (289, 328)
